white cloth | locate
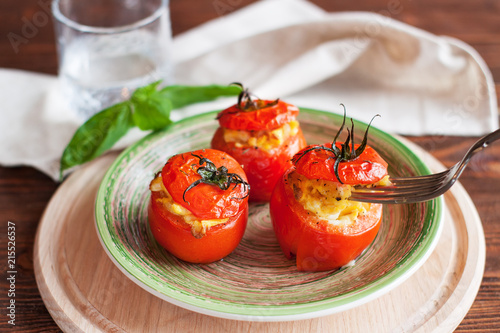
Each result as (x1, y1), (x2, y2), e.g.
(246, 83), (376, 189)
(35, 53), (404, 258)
(1, 0), (498, 180)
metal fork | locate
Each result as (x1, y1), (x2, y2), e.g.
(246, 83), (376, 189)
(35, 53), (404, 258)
(350, 128), (500, 204)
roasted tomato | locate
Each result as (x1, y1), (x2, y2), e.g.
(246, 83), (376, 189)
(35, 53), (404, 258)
(211, 84), (307, 202)
(293, 142), (388, 185)
(148, 149), (250, 264)
(270, 111), (389, 271)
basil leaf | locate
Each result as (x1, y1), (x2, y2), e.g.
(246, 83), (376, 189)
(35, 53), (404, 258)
(131, 81), (173, 131)
(60, 102), (133, 176)
(59, 82), (243, 178)
(160, 84), (242, 109)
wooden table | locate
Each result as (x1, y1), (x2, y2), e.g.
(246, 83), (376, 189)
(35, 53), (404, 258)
(1, 0), (499, 331)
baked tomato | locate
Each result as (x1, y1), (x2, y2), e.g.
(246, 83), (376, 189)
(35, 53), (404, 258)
(211, 84), (307, 202)
(292, 142), (388, 184)
(148, 149), (250, 264)
(270, 110), (389, 271)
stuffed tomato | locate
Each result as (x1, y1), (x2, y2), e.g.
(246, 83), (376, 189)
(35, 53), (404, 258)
(211, 84), (307, 202)
(148, 149), (250, 264)
(270, 111), (390, 271)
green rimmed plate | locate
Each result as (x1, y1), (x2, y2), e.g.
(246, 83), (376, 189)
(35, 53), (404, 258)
(95, 108), (443, 321)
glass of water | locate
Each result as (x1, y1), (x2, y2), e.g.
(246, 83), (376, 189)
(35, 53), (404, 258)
(52, 0), (172, 119)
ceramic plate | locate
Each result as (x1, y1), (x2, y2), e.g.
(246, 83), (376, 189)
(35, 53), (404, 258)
(95, 108), (444, 321)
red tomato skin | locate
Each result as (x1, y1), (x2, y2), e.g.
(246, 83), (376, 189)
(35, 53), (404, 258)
(211, 127), (307, 202)
(217, 100), (299, 131)
(148, 191), (248, 264)
(293, 143), (388, 185)
(270, 168), (382, 272)
(161, 149), (248, 220)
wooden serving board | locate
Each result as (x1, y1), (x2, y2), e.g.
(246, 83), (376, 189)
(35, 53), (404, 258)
(34, 142), (485, 333)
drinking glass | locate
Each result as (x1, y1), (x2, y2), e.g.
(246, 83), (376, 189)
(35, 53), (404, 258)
(52, 0), (172, 118)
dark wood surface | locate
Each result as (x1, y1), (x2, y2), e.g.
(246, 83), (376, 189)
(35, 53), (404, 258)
(1, 0), (499, 331)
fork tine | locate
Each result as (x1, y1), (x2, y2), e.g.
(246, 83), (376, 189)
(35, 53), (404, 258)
(389, 170), (449, 184)
(350, 129), (500, 204)
(350, 181), (449, 203)
(352, 188), (440, 199)
(350, 180), (445, 203)
(354, 181), (442, 192)
(349, 194), (435, 204)
(351, 187), (443, 202)
(355, 185), (440, 197)
(354, 172), (449, 193)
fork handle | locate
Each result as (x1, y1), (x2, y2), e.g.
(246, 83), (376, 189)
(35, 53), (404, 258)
(468, 128), (500, 156)
(459, 128), (500, 172)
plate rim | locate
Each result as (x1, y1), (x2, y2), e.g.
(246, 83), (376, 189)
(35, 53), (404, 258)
(94, 108), (444, 321)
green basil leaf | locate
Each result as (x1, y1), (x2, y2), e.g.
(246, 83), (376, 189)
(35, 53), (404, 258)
(131, 81), (173, 131)
(60, 102), (133, 176)
(160, 84), (242, 109)
(130, 80), (161, 99)
(59, 82), (243, 178)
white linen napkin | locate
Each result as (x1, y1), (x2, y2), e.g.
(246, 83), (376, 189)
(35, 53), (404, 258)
(1, 0), (498, 181)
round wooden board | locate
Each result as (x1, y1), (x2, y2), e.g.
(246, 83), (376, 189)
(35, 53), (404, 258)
(34, 139), (485, 333)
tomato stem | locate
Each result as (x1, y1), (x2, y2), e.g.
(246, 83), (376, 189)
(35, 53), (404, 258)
(183, 153), (250, 203)
(228, 82), (279, 112)
(293, 105), (380, 184)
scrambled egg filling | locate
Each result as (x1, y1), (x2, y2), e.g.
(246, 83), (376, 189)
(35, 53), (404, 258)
(289, 172), (374, 227)
(149, 174), (228, 238)
(366, 175), (392, 188)
(223, 120), (299, 151)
